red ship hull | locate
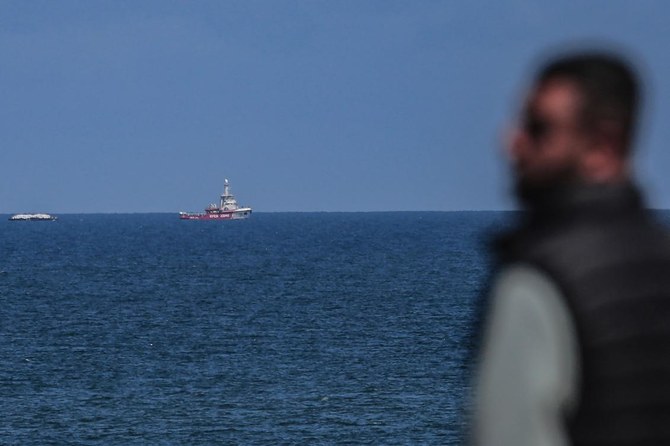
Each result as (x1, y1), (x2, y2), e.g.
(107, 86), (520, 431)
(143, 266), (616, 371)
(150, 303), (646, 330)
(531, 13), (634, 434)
(179, 209), (251, 220)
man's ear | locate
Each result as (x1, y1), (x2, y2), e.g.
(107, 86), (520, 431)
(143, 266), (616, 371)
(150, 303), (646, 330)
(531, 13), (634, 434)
(581, 123), (628, 182)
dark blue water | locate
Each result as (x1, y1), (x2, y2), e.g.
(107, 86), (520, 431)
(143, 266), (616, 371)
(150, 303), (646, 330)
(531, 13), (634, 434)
(0, 212), (503, 445)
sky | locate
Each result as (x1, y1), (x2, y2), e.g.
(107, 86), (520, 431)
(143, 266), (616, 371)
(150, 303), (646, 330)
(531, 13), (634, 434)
(2, 1), (670, 213)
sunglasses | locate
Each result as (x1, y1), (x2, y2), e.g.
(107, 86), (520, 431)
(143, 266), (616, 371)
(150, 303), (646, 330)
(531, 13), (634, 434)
(523, 115), (550, 140)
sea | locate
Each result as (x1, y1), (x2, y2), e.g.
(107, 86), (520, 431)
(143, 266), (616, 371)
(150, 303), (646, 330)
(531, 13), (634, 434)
(0, 212), (508, 445)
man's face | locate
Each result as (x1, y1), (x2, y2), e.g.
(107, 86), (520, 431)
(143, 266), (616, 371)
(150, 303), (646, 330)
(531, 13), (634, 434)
(509, 78), (592, 195)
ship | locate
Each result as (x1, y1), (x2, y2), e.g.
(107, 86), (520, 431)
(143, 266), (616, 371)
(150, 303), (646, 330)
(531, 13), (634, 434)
(9, 213), (57, 221)
(179, 179), (252, 220)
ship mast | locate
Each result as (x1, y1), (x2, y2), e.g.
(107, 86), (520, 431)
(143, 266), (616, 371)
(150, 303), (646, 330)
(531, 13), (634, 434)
(220, 179), (230, 208)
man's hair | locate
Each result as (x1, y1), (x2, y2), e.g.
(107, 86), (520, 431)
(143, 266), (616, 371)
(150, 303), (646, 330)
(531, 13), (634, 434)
(537, 51), (640, 155)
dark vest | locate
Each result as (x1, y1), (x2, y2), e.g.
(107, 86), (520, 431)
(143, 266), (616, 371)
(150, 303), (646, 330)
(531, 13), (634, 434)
(495, 183), (670, 446)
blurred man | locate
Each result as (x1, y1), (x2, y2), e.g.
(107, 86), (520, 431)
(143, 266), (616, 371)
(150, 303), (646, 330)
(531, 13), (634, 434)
(474, 51), (670, 445)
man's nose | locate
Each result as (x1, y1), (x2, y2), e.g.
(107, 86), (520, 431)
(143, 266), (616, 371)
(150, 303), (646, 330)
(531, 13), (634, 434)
(507, 127), (528, 163)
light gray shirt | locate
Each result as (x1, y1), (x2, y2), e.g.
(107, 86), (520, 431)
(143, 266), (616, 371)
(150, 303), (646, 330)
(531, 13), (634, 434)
(473, 264), (580, 446)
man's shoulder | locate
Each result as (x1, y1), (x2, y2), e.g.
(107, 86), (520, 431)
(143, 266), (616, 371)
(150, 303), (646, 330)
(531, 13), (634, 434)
(492, 264), (564, 307)
(510, 214), (670, 277)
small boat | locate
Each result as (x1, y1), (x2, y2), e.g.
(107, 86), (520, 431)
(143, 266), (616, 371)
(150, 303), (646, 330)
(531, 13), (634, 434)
(9, 213), (57, 221)
(179, 179), (252, 220)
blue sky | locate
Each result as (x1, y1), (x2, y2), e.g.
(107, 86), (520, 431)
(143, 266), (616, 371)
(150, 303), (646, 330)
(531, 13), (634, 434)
(2, 1), (669, 212)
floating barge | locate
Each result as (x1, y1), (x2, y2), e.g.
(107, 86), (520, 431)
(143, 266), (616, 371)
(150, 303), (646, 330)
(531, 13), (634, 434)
(9, 213), (57, 221)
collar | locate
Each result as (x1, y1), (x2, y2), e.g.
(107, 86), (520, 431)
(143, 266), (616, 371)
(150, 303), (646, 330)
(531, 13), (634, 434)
(492, 182), (646, 260)
(522, 181), (645, 223)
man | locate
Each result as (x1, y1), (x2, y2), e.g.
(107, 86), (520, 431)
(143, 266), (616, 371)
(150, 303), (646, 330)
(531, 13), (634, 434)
(474, 51), (670, 445)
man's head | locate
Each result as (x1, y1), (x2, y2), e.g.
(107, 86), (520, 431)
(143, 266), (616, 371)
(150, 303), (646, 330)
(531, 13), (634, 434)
(509, 51), (640, 202)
